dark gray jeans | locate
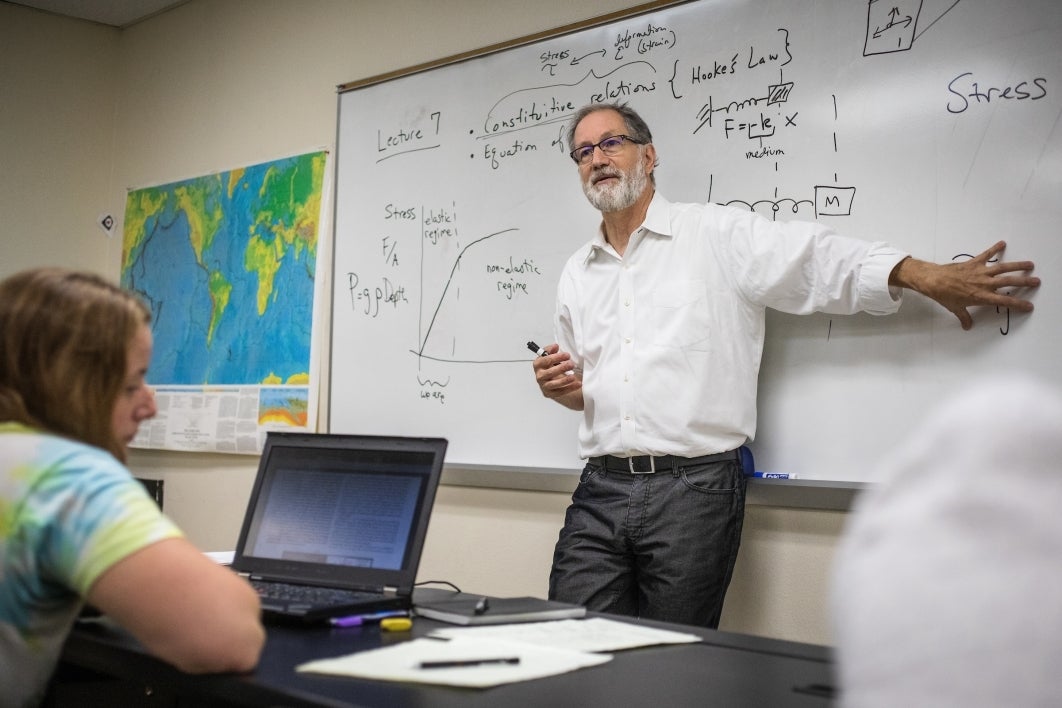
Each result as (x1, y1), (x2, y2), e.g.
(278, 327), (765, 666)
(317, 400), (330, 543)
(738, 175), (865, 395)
(548, 457), (746, 628)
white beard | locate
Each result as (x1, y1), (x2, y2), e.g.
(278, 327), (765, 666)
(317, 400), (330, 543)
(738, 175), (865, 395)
(582, 157), (648, 213)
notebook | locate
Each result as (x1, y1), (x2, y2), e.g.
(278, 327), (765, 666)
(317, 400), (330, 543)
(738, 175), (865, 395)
(230, 432), (447, 622)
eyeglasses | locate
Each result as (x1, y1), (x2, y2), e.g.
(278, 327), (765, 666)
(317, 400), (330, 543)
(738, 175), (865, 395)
(569, 135), (646, 164)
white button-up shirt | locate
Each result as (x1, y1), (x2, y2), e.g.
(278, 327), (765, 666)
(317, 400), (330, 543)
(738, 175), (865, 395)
(555, 193), (907, 459)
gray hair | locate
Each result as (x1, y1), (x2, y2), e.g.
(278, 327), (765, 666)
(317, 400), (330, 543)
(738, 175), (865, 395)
(565, 102), (654, 151)
(566, 102), (658, 181)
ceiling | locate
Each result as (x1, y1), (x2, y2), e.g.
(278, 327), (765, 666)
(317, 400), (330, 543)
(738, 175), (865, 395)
(5, 0), (188, 28)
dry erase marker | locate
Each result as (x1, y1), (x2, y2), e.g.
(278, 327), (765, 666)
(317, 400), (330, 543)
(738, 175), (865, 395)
(530, 341), (582, 376)
(329, 615), (368, 628)
(748, 472), (799, 479)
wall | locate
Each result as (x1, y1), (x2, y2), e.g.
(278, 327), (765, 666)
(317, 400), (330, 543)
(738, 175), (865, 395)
(0, 4), (121, 273)
(0, 0), (844, 646)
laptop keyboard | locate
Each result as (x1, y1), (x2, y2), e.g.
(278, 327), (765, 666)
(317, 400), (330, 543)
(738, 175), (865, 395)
(250, 579), (379, 605)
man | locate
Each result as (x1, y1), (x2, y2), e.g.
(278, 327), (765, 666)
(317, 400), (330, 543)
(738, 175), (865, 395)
(532, 101), (1039, 629)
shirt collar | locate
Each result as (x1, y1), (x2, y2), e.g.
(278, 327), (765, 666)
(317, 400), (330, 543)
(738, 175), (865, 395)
(642, 191), (673, 236)
(582, 192), (674, 265)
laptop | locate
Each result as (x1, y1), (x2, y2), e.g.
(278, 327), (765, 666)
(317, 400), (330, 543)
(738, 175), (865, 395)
(230, 432), (447, 622)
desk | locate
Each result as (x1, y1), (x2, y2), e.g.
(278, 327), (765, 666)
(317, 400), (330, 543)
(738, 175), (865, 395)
(55, 592), (835, 707)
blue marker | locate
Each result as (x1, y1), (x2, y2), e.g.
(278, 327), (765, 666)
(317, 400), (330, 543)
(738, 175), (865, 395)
(748, 472), (799, 479)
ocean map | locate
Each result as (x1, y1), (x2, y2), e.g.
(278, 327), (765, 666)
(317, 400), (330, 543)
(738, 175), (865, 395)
(121, 151), (326, 450)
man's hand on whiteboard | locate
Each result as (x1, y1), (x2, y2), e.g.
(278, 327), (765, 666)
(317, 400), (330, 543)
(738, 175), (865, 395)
(532, 343), (584, 411)
(889, 240), (1040, 331)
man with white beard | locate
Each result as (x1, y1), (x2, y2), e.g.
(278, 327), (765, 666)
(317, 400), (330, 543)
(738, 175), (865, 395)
(531, 101), (1039, 629)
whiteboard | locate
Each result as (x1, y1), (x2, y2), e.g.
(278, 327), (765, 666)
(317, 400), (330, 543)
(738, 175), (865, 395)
(329, 0), (1062, 481)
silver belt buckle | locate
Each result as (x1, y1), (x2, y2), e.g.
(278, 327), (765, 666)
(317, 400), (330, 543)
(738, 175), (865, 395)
(629, 456), (656, 474)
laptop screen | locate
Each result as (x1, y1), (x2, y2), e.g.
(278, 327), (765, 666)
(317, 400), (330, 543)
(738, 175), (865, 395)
(232, 433), (446, 593)
(243, 449), (429, 570)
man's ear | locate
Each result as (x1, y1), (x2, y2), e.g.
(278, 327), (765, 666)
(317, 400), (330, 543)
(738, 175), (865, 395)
(644, 143), (657, 176)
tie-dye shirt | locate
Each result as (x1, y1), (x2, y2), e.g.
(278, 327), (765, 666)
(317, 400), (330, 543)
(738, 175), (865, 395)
(0, 422), (182, 708)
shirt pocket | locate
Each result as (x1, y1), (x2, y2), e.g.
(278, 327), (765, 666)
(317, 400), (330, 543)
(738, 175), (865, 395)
(650, 279), (711, 350)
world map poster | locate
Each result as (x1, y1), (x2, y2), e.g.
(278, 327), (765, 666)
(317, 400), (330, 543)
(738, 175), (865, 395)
(121, 150), (328, 453)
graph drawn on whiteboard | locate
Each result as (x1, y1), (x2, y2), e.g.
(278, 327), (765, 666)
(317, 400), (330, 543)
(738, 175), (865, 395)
(342, 202), (550, 405)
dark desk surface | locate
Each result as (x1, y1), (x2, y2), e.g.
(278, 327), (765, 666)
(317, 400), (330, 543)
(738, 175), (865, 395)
(60, 591), (836, 708)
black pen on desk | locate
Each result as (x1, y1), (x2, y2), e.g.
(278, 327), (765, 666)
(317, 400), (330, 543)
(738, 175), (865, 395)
(420, 657), (520, 669)
(526, 340), (547, 357)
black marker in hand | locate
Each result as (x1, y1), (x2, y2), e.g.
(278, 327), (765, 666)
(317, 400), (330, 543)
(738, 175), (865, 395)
(527, 341), (547, 357)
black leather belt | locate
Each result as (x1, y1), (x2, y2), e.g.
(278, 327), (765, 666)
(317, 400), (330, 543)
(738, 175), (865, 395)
(591, 450), (739, 474)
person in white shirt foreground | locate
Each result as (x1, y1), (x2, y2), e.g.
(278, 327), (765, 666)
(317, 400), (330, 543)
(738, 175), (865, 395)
(832, 376), (1062, 707)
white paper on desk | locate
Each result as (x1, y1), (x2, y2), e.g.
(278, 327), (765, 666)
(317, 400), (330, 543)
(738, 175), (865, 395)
(429, 617), (701, 653)
(203, 550), (234, 565)
(296, 637), (611, 688)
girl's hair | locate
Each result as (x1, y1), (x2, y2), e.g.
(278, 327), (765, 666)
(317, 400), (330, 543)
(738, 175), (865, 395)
(0, 268), (151, 461)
